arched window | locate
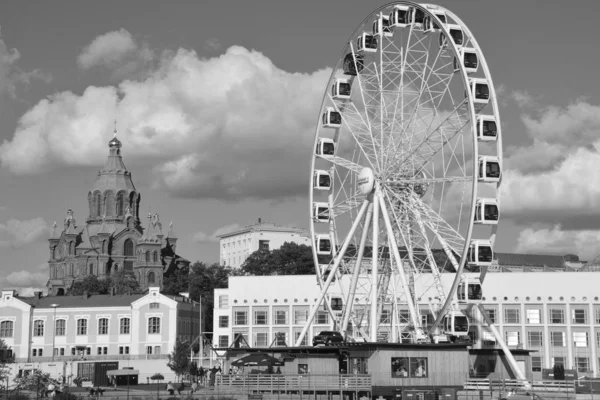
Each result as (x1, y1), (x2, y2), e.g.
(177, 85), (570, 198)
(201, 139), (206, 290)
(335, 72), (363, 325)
(52, 246), (56, 260)
(105, 191), (115, 217)
(124, 239), (134, 256)
(69, 242), (74, 255)
(113, 264), (119, 273)
(95, 193), (102, 217)
(148, 317), (160, 334)
(152, 251), (158, 263)
(116, 192), (125, 216)
(89, 264), (94, 275)
(0, 321), (14, 337)
(33, 320), (44, 336)
(145, 251), (150, 262)
(69, 264), (74, 276)
(148, 272), (155, 284)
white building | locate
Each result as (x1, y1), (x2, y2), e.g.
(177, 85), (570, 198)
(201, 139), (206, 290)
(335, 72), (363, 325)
(217, 218), (310, 268)
(212, 268), (600, 380)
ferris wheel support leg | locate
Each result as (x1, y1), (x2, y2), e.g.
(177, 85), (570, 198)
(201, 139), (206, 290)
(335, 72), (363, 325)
(370, 190), (380, 342)
(295, 199), (371, 347)
(341, 201), (374, 336)
(477, 304), (530, 388)
(377, 191), (426, 341)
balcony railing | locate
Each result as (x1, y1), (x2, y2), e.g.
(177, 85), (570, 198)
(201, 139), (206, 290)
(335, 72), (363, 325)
(217, 374), (371, 393)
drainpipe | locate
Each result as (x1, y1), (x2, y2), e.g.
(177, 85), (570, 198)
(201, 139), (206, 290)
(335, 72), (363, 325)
(27, 305), (34, 363)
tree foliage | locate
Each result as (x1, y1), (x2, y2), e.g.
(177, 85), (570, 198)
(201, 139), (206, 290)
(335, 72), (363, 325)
(0, 339), (11, 382)
(167, 339), (190, 378)
(240, 242), (316, 276)
(12, 369), (56, 391)
(67, 272), (140, 296)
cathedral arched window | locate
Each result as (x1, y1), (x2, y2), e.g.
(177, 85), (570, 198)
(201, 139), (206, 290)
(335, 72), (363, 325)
(145, 251), (150, 262)
(148, 272), (155, 284)
(52, 246), (56, 260)
(124, 239), (134, 256)
(105, 191), (115, 217)
(153, 251), (158, 263)
(89, 264), (94, 275)
(95, 192), (102, 217)
(116, 192), (125, 216)
(69, 242), (74, 255)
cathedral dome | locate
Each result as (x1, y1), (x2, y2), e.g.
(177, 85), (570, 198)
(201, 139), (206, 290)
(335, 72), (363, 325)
(109, 135), (122, 149)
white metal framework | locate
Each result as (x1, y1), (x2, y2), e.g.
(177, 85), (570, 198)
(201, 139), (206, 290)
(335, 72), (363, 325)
(301, 0), (514, 364)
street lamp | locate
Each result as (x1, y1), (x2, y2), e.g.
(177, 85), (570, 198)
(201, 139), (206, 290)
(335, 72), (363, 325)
(50, 304), (60, 362)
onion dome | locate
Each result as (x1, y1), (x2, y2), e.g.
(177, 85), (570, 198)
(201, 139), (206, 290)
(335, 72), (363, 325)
(109, 135), (122, 149)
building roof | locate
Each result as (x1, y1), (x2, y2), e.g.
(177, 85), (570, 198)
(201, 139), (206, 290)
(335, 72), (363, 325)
(20, 293), (145, 308)
(217, 220), (308, 239)
(494, 252), (569, 268)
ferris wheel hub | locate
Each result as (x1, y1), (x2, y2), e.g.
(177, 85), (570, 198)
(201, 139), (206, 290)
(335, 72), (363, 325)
(357, 167), (375, 195)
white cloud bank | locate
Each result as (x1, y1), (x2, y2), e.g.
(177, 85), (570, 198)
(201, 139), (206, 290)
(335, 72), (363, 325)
(515, 225), (600, 261)
(1, 42), (330, 201)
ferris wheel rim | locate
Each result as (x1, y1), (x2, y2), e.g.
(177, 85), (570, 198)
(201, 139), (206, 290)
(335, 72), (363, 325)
(307, 1), (500, 343)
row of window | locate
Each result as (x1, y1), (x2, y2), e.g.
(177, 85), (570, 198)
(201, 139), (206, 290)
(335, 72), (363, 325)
(487, 308), (597, 325)
(230, 310), (330, 326)
(31, 346), (132, 357)
(0, 317), (160, 338)
(531, 356), (599, 373)
(504, 330), (600, 348)
(218, 331), (309, 348)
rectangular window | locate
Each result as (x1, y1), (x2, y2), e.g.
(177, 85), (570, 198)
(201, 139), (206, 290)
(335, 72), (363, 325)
(552, 357), (565, 367)
(146, 346), (152, 355)
(53, 348), (64, 356)
(486, 309), (496, 324)
(399, 310), (410, 323)
(0, 321), (14, 337)
(528, 331), (543, 347)
(575, 357), (590, 373)
(148, 317), (161, 334)
(316, 311), (329, 325)
(259, 240), (270, 251)
(597, 331), (600, 347)
(77, 319), (88, 335)
(274, 332), (287, 346)
(526, 309), (541, 324)
(294, 331), (308, 346)
(154, 346), (161, 355)
(119, 346), (130, 355)
(294, 310), (308, 325)
(149, 303), (160, 309)
(392, 357), (410, 378)
(410, 357), (428, 378)
(98, 318), (109, 335)
(380, 309), (391, 324)
(531, 356), (542, 372)
(86, 347), (91, 355)
(274, 310), (288, 325)
(298, 364), (309, 375)
(550, 309), (564, 324)
(234, 311), (248, 326)
(120, 318), (130, 334)
(33, 320), (44, 337)
(218, 335), (228, 348)
(551, 331), (565, 347)
(573, 332), (589, 347)
(504, 309), (520, 324)
(572, 309), (587, 324)
(254, 332), (268, 347)
(254, 311), (267, 325)
(55, 320), (66, 336)
(505, 331), (520, 346)
(218, 295), (229, 308)
(219, 316), (229, 328)
(596, 309), (600, 324)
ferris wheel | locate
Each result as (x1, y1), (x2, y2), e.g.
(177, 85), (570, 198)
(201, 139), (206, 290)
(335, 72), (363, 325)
(298, 2), (503, 346)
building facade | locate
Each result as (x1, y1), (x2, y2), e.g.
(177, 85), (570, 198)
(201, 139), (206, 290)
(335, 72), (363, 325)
(217, 219), (310, 268)
(47, 136), (189, 295)
(212, 269), (600, 380)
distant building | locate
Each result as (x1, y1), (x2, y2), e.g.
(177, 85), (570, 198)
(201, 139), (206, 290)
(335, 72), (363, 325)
(0, 287), (200, 383)
(217, 218), (310, 268)
(47, 135), (190, 295)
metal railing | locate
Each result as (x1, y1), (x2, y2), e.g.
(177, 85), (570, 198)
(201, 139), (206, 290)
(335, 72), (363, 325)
(464, 379), (575, 393)
(217, 373), (371, 393)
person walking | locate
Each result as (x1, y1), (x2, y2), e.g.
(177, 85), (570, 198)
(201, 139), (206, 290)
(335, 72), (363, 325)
(177, 381), (184, 395)
(166, 381), (175, 396)
(191, 381), (198, 394)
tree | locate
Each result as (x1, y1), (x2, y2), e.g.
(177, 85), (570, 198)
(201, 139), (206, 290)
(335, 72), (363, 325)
(0, 339), (11, 383)
(67, 272), (140, 296)
(162, 264), (190, 295)
(167, 339), (190, 379)
(12, 369), (55, 392)
(240, 242), (316, 276)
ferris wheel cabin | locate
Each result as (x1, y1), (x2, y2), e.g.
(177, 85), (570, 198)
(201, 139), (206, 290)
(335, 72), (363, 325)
(343, 53), (364, 76)
(323, 107), (342, 128)
(443, 311), (470, 338)
(454, 47), (478, 74)
(474, 198), (499, 225)
(457, 276), (483, 303)
(313, 170), (332, 190)
(468, 239), (493, 267)
(478, 156), (501, 183)
(390, 5), (410, 28)
(409, 7), (426, 29)
(440, 24), (464, 49)
(373, 15), (392, 37)
(468, 78), (490, 105)
(315, 234), (332, 255)
(332, 79), (352, 100)
(476, 115), (498, 141)
(357, 32), (378, 53)
(316, 138), (335, 156)
(423, 11), (446, 33)
(313, 202), (331, 223)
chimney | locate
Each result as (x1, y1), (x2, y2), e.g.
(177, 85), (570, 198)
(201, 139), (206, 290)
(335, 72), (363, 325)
(258, 217), (262, 224)
(34, 291), (43, 299)
(83, 290), (89, 299)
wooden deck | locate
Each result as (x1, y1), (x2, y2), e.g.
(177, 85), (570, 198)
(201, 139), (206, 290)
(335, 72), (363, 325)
(217, 374), (371, 394)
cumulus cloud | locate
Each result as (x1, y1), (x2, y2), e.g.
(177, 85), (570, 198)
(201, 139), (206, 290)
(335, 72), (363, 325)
(77, 29), (154, 79)
(1, 45), (330, 201)
(0, 217), (49, 248)
(193, 223), (242, 243)
(515, 225), (600, 260)
(0, 26), (51, 98)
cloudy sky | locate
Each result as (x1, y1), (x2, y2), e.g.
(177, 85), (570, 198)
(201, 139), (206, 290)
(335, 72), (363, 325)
(1, 0), (600, 294)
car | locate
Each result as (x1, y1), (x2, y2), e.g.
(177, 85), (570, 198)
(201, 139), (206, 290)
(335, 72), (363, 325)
(313, 331), (345, 346)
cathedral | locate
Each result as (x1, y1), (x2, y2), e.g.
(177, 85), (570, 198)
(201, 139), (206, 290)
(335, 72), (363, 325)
(46, 134), (189, 295)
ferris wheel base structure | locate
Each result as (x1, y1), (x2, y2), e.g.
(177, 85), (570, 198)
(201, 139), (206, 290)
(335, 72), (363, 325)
(305, 1), (528, 387)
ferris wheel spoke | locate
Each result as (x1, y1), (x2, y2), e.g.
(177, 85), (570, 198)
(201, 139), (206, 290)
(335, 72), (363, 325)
(317, 154), (364, 174)
(330, 193), (366, 219)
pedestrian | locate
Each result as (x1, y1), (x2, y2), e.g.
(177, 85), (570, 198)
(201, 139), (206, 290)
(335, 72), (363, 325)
(198, 366), (205, 386)
(177, 381), (184, 395)
(191, 381), (198, 394)
(166, 381), (175, 396)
